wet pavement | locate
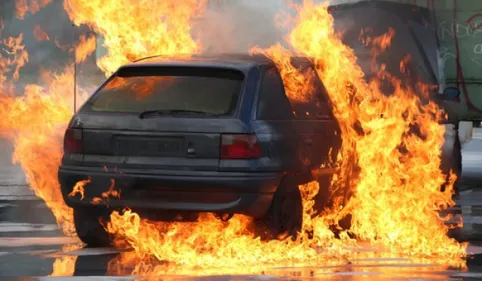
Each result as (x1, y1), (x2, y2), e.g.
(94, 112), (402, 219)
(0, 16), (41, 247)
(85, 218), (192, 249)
(0, 132), (482, 280)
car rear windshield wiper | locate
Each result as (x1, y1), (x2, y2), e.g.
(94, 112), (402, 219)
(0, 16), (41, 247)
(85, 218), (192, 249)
(139, 109), (220, 119)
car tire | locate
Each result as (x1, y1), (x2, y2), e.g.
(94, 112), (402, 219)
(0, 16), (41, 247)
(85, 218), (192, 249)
(73, 207), (112, 247)
(314, 175), (332, 214)
(315, 174), (352, 236)
(258, 180), (303, 240)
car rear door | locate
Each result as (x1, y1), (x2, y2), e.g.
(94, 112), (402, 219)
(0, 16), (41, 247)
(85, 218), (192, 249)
(289, 62), (341, 173)
(291, 95), (340, 174)
(251, 66), (307, 173)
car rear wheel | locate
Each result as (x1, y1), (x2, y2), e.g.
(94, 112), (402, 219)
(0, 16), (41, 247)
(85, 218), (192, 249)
(314, 174), (352, 236)
(73, 207), (112, 247)
(258, 180), (303, 240)
(314, 175), (332, 213)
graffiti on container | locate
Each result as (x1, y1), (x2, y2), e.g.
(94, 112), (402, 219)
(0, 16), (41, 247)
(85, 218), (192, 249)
(438, 18), (482, 68)
(475, 44), (482, 54)
(438, 20), (482, 40)
(467, 13), (482, 32)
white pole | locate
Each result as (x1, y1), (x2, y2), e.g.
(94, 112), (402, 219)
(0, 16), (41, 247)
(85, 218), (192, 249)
(72, 24), (77, 114)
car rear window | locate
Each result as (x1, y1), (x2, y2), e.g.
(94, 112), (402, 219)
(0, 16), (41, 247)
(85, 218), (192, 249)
(83, 66), (245, 116)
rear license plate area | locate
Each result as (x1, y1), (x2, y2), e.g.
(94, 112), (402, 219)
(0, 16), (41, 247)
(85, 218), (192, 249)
(114, 136), (183, 157)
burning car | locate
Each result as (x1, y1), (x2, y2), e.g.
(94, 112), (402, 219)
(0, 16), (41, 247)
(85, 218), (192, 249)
(59, 54), (342, 246)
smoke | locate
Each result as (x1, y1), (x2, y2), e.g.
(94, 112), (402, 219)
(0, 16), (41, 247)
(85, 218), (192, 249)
(0, 0), (91, 88)
(196, 0), (368, 54)
(198, 0), (292, 54)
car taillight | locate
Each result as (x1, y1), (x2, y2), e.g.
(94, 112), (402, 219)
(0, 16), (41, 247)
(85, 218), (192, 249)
(221, 134), (261, 159)
(64, 128), (83, 154)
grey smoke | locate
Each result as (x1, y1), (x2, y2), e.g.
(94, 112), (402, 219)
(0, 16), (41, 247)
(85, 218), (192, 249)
(197, 0), (293, 54)
(196, 0), (369, 54)
(0, 0), (90, 87)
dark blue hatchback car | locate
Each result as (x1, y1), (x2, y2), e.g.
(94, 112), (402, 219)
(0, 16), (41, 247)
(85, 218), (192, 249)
(59, 54), (342, 246)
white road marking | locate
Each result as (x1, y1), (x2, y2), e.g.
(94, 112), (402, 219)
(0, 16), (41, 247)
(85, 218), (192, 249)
(0, 237), (79, 247)
(460, 189), (473, 196)
(0, 203), (15, 208)
(22, 249), (59, 256)
(47, 247), (125, 257)
(0, 184), (36, 200)
(0, 222), (59, 232)
(0, 195), (39, 200)
(461, 216), (482, 224)
(462, 205), (474, 234)
(0, 170), (28, 186)
(466, 244), (482, 255)
(36, 277), (137, 281)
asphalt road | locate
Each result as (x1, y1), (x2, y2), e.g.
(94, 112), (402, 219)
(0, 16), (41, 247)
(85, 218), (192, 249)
(1, 132), (482, 280)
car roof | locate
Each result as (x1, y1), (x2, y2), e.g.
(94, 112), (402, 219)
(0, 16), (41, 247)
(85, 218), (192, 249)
(120, 53), (313, 73)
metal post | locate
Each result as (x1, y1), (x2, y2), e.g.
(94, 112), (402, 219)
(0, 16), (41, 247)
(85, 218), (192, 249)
(74, 59), (77, 113)
(72, 24), (77, 114)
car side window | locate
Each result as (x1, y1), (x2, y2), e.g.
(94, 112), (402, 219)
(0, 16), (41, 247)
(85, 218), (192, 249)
(292, 69), (334, 120)
(257, 67), (294, 120)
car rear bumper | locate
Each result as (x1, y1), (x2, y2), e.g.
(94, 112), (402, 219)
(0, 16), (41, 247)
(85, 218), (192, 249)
(58, 166), (281, 218)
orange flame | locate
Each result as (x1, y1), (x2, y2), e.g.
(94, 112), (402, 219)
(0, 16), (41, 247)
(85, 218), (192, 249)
(359, 27), (396, 68)
(0, 28), (89, 236)
(285, 0), (465, 257)
(63, 0), (207, 75)
(0, 65), (88, 236)
(0, 31), (29, 84)
(51, 255), (77, 276)
(250, 44), (316, 103)
(75, 34), (96, 64)
(105, 203), (349, 274)
(49, 244), (82, 276)
(103, 76), (175, 101)
(91, 179), (120, 206)
(68, 177), (91, 200)
(15, 0), (52, 19)
(33, 25), (50, 42)
(400, 55), (412, 75)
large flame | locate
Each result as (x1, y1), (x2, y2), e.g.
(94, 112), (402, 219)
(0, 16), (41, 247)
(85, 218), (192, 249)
(250, 44), (316, 103)
(63, 0), (207, 75)
(0, 21), (85, 235)
(75, 34), (96, 64)
(285, 1), (465, 257)
(104, 181), (353, 274)
(0, 64), (87, 236)
(102, 0), (466, 272)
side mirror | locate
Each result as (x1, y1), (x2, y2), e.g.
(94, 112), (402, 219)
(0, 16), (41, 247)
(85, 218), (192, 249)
(441, 87), (461, 101)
